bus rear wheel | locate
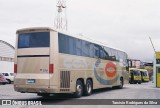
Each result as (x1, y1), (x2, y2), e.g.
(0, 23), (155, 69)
(37, 93), (50, 97)
(84, 79), (92, 96)
(74, 80), (84, 98)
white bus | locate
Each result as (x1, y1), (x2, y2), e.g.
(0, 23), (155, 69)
(14, 27), (128, 98)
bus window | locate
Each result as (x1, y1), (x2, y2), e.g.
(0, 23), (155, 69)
(76, 39), (82, 56)
(117, 51), (124, 62)
(82, 40), (90, 57)
(93, 44), (100, 58)
(68, 37), (76, 55)
(59, 33), (69, 54)
(88, 43), (94, 58)
(123, 53), (128, 67)
(99, 47), (104, 59)
(110, 49), (118, 61)
(18, 32), (50, 48)
(143, 71), (148, 76)
(104, 47), (111, 57)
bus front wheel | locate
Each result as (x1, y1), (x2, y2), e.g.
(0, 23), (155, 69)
(74, 80), (84, 98)
(118, 78), (124, 89)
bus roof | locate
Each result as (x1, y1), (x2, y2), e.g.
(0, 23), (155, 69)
(16, 27), (127, 54)
(16, 27), (57, 33)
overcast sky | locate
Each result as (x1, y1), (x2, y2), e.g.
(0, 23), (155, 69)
(0, 0), (160, 62)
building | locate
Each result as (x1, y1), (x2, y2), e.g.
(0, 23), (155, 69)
(128, 59), (141, 68)
(0, 40), (15, 73)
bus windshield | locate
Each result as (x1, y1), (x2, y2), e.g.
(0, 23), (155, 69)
(18, 32), (50, 48)
(130, 70), (140, 76)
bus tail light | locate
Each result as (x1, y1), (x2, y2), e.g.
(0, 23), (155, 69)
(14, 64), (17, 74)
(49, 64), (54, 74)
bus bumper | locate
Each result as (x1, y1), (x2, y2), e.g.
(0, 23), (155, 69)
(14, 85), (60, 93)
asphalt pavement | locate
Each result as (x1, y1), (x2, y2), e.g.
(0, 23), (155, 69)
(0, 82), (160, 108)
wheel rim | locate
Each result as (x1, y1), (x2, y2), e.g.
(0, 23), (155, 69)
(87, 83), (91, 93)
(77, 84), (82, 95)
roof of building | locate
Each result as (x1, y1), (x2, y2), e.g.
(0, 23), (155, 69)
(0, 40), (15, 58)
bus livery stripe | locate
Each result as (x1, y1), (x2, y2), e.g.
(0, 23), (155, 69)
(94, 59), (119, 85)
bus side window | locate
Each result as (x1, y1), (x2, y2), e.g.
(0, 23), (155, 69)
(117, 51), (123, 62)
(88, 43), (94, 58)
(68, 37), (76, 55)
(99, 46), (109, 60)
(110, 49), (117, 61)
(103, 47), (111, 60)
(93, 44), (100, 58)
(58, 33), (67, 53)
(76, 39), (82, 56)
(95, 50), (99, 58)
(82, 40), (90, 57)
(99, 48), (104, 59)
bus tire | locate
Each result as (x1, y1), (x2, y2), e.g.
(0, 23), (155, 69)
(118, 77), (123, 89)
(74, 80), (84, 98)
(84, 79), (92, 96)
(37, 93), (50, 97)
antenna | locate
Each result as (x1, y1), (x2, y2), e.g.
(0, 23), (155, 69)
(54, 0), (68, 31)
(149, 37), (156, 54)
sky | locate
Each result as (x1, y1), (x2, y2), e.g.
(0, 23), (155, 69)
(0, 0), (160, 62)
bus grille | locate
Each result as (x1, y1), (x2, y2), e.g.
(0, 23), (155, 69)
(60, 71), (70, 89)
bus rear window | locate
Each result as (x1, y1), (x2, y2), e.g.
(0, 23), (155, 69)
(18, 32), (50, 48)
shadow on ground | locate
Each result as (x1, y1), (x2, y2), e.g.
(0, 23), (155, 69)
(20, 87), (129, 105)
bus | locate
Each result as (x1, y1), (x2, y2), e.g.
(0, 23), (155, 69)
(138, 69), (149, 82)
(14, 27), (128, 98)
(129, 68), (141, 84)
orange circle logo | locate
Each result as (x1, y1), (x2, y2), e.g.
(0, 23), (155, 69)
(105, 62), (117, 77)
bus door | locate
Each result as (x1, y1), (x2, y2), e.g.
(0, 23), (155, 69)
(15, 32), (51, 87)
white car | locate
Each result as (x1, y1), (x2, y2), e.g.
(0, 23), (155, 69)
(1, 72), (14, 84)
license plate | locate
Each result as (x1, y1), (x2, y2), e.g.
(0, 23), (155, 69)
(26, 79), (35, 84)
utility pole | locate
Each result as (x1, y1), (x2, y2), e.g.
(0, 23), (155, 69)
(149, 37), (156, 54)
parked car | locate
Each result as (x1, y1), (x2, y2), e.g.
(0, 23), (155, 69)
(1, 72), (14, 84)
(0, 73), (8, 85)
